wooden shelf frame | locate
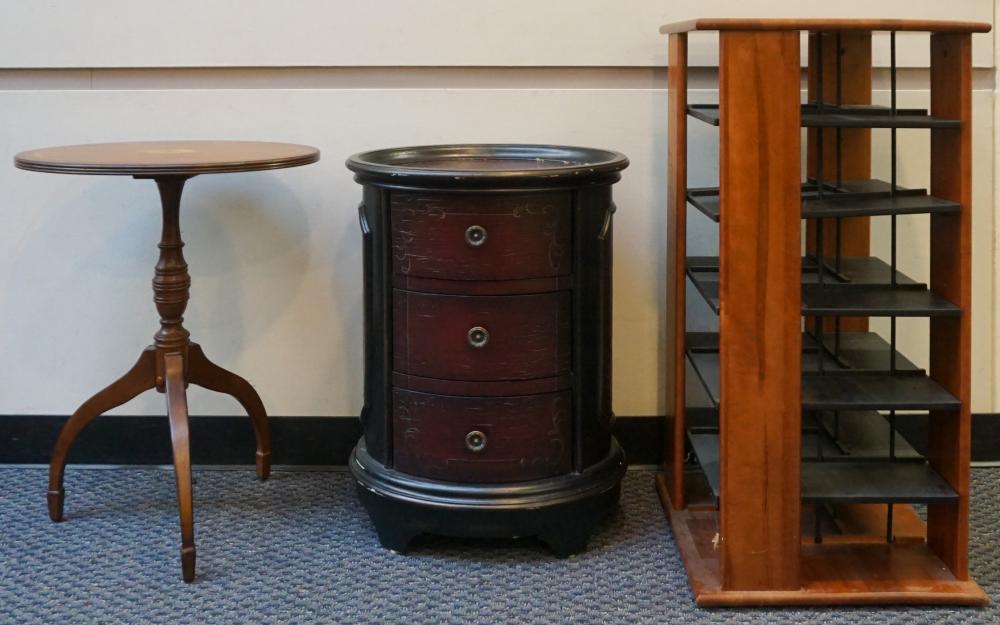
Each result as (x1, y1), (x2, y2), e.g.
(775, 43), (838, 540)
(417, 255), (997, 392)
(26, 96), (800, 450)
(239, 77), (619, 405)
(659, 19), (989, 607)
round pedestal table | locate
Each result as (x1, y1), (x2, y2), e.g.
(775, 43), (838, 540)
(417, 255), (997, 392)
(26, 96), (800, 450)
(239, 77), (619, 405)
(14, 140), (320, 582)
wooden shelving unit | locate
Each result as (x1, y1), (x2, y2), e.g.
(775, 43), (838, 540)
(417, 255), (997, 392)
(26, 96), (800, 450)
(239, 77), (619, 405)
(657, 18), (991, 607)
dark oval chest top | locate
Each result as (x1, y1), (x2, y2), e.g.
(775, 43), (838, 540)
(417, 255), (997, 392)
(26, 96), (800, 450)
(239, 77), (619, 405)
(346, 144), (629, 557)
(15, 140), (319, 176)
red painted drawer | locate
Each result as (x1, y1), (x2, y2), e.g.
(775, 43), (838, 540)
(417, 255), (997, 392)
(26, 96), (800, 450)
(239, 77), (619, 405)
(393, 290), (571, 381)
(391, 192), (571, 281)
(392, 389), (571, 483)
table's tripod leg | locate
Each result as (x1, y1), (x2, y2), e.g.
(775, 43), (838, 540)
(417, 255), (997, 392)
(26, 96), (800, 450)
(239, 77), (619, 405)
(48, 347), (156, 522)
(187, 343), (271, 480)
(164, 353), (196, 582)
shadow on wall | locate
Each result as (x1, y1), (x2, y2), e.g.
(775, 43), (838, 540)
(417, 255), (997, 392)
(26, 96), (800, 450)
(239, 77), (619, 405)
(329, 201), (365, 406)
(2, 172), (311, 415)
(643, 93), (669, 415)
(183, 174), (311, 345)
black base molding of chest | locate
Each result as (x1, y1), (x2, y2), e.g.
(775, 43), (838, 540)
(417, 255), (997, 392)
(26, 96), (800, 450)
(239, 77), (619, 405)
(350, 438), (626, 556)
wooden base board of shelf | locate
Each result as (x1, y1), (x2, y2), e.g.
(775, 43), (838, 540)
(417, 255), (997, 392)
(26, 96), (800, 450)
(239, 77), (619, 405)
(655, 473), (988, 607)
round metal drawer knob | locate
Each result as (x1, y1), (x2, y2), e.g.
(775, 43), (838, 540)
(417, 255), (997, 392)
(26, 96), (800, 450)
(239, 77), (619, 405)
(465, 224), (488, 247)
(467, 326), (490, 348)
(465, 430), (487, 452)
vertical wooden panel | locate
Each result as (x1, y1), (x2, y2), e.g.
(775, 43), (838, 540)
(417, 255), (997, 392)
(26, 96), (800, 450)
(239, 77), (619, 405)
(718, 30), (801, 591)
(927, 32), (972, 580)
(806, 31), (872, 332)
(664, 32), (688, 509)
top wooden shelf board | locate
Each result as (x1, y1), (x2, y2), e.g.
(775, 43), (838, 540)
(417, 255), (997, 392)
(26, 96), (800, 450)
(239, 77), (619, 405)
(659, 18), (991, 35)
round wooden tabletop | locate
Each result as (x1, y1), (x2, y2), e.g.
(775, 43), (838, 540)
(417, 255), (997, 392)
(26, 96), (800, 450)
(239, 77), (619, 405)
(14, 140), (320, 176)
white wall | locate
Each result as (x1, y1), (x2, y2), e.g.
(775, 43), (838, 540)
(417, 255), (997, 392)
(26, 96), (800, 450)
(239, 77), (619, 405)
(0, 2), (995, 418)
(0, 1), (992, 68)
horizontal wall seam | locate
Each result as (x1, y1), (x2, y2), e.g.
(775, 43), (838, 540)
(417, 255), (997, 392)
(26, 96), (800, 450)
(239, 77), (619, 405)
(0, 67), (994, 91)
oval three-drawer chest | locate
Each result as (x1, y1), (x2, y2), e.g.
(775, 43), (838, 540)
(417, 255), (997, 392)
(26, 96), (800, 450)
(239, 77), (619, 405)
(346, 144), (629, 556)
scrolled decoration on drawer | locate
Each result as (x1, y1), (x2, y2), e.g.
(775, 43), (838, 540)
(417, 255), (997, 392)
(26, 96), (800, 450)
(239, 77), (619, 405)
(466, 326), (490, 349)
(465, 430), (488, 453)
(391, 197), (447, 275)
(393, 398), (421, 447)
(464, 224), (488, 247)
(510, 201), (566, 272)
(396, 197), (448, 220)
(544, 395), (568, 465)
(539, 207), (566, 272)
(392, 229), (415, 274)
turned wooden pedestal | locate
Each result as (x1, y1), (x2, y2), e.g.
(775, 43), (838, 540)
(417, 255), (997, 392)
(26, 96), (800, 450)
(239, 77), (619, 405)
(14, 140), (319, 582)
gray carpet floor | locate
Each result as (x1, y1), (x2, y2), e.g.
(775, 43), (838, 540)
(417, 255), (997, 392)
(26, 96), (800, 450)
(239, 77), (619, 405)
(0, 467), (998, 624)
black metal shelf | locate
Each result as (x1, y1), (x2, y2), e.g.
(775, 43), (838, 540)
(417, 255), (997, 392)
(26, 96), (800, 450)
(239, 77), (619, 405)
(686, 257), (958, 317)
(814, 411), (923, 462)
(688, 432), (721, 501)
(685, 331), (724, 353)
(689, 330), (819, 354)
(688, 433), (941, 504)
(688, 179), (959, 222)
(688, 349), (942, 411)
(688, 103), (961, 129)
(803, 190), (960, 220)
(802, 285), (961, 317)
(801, 462), (958, 504)
(687, 351), (721, 408)
(810, 331), (922, 374)
(687, 331), (922, 376)
(802, 374), (960, 411)
(691, 255), (923, 288)
(687, 432), (858, 503)
(686, 263), (720, 314)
